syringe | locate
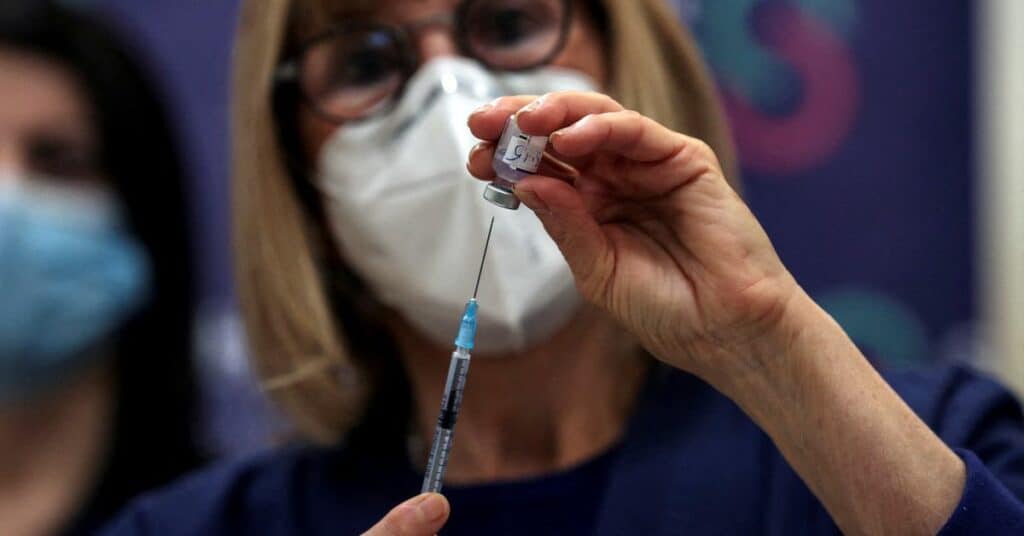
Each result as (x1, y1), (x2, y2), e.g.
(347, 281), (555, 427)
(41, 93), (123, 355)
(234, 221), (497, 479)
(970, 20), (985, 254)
(421, 217), (495, 494)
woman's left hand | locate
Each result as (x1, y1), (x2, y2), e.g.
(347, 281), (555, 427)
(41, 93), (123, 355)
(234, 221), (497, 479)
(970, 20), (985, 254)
(467, 92), (801, 385)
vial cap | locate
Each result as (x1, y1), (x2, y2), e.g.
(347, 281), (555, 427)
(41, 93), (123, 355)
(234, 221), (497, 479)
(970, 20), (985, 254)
(483, 183), (521, 210)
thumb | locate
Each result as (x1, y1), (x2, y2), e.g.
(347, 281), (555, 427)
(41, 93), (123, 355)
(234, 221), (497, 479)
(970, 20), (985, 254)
(515, 175), (613, 300)
(362, 493), (450, 536)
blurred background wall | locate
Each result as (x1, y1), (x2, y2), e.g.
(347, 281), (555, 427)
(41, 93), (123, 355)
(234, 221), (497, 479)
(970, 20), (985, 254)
(978, 0), (1024, 404)
(87, 0), (279, 456)
(688, 0), (975, 375)
(82, 0), (1021, 456)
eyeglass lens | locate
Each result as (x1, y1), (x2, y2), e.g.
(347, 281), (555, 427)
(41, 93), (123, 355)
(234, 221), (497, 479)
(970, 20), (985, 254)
(297, 0), (569, 121)
(461, 0), (566, 69)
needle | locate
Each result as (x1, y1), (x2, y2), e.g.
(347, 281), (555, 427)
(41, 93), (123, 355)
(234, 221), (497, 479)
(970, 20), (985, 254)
(472, 217), (495, 299)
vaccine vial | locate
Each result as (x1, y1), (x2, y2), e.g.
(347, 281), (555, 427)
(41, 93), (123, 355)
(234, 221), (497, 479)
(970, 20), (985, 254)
(483, 116), (548, 210)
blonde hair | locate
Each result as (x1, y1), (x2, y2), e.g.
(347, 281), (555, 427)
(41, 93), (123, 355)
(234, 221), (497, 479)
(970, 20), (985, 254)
(231, 0), (737, 443)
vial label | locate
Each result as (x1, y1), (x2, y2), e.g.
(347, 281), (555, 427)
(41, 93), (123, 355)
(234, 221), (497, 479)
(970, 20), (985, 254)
(502, 131), (547, 173)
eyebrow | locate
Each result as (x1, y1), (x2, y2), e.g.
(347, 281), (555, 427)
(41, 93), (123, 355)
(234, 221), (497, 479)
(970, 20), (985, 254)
(315, 0), (379, 22)
(290, 0), (379, 43)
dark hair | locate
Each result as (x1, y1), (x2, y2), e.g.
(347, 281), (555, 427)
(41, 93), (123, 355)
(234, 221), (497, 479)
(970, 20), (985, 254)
(0, 0), (203, 531)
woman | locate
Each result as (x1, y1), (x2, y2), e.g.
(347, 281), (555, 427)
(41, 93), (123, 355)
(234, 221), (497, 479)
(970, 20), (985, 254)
(0, 2), (203, 534)
(105, 0), (1024, 534)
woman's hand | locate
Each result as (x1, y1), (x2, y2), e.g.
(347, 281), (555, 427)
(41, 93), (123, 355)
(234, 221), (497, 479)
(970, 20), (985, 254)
(467, 92), (801, 385)
(362, 494), (449, 536)
(468, 93), (967, 534)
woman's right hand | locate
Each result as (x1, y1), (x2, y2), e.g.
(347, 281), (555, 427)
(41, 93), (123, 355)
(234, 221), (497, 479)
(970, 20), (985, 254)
(362, 493), (450, 536)
(467, 93), (800, 387)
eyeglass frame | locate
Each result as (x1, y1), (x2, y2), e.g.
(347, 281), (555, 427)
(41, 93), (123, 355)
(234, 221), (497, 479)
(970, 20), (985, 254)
(273, 0), (575, 124)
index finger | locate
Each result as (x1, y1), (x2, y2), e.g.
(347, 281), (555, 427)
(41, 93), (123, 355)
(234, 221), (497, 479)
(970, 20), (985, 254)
(467, 91), (624, 141)
(467, 95), (536, 141)
(514, 91), (625, 136)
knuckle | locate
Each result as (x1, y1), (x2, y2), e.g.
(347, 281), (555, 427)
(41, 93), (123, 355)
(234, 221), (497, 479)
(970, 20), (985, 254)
(678, 138), (721, 176)
(680, 135), (715, 161)
(540, 91), (572, 113)
(577, 112), (598, 125)
(620, 109), (644, 123)
(693, 138), (714, 157)
(533, 91), (564, 108)
(694, 139), (722, 168)
(597, 93), (624, 110)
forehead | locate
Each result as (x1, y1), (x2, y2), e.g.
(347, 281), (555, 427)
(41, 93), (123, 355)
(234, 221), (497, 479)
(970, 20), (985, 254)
(0, 48), (92, 135)
(291, 0), (458, 36)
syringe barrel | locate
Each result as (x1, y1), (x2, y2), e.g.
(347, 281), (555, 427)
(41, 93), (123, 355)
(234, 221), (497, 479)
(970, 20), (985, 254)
(421, 348), (471, 493)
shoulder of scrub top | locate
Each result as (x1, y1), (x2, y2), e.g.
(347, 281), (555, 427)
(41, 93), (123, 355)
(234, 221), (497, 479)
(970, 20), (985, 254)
(883, 363), (1024, 453)
(882, 364), (1024, 533)
(97, 446), (312, 535)
(95, 439), (412, 536)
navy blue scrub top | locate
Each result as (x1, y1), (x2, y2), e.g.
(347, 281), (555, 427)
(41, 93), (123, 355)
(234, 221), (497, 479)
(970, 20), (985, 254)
(103, 365), (1024, 534)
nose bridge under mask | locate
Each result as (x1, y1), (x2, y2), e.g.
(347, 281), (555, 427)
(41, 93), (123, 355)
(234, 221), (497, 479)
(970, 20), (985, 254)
(342, 56), (598, 147)
(402, 87), (486, 177)
(391, 59), (499, 140)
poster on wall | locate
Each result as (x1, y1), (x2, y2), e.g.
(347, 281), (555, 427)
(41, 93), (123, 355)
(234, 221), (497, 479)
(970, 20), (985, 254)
(684, 0), (975, 369)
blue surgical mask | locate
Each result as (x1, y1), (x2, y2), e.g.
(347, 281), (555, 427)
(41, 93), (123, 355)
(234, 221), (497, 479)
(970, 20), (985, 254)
(0, 174), (151, 402)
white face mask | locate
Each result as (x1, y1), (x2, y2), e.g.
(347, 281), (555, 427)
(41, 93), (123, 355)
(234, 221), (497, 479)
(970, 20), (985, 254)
(317, 57), (598, 354)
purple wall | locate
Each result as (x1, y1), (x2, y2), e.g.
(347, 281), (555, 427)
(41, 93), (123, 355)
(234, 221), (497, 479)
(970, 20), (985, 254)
(96, 0), (240, 307)
(689, 0), (975, 367)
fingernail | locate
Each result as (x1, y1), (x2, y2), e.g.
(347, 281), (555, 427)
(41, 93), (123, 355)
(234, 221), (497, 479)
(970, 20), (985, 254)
(471, 102), (494, 116)
(417, 494), (448, 522)
(519, 96), (545, 116)
(405, 494), (430, 505)
(468, 142), (492, 163)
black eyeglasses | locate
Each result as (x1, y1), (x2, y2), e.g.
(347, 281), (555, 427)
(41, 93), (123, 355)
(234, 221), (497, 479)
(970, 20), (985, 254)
(275, 0), (573, 123)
